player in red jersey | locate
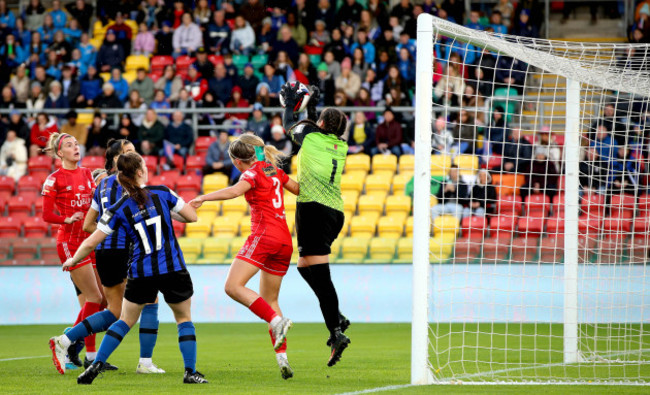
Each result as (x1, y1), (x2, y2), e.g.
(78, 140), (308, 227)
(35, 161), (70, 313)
(41, 133), (111, 370)
(190, 134), (299, 380)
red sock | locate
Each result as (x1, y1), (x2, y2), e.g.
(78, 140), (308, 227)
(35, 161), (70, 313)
(269, 328), (287, 353)
(248, 297), (278, 323)
(80, 302), (102, 352)
(73, 308), (84, 326)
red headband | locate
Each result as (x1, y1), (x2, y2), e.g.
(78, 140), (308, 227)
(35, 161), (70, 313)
(57, 134), (71, 152)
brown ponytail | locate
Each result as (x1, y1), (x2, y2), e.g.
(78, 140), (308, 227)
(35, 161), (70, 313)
(116, 152), (149, 208)
(229, 133), (285, 168)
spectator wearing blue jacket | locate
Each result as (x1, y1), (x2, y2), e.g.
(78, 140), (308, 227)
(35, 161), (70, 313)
(77, 33), (97, 68)
(79, 65), (103, 107)
(396, 32), (417, 59)
(0, 1), (16, 30)
(37, 14), (57, 45)
(208, 63), (233, 104)
(49, 0), (67, 29)
(109, 68), (129, 103)
(261, 63), (285, 98)
(349, 29), (376, 64)
(590, 126), (615, 161)
(465, 10), (483, 31)
(96, 30), (125, 73)
(13, 18), (31, 47)
(63, 18), (83, 48)
(163, 110), (194, 158)
(206, 9), (231, 55)
(490, 10), (508, 34)
(397, 47), (415, 84)
(0, 34), (27, 69)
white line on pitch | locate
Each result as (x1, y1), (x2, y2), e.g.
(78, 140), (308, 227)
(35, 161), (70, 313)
(336, 384), (415, 395)
(0, 355), (48, 362)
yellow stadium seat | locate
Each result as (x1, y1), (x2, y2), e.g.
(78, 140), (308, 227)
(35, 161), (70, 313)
(239, 216), (252, 237)
(212, 214), (242, 237)
(345, 169), (368, 179)
(123, 70), (137, 84)
(291, 156), (298, 174)
(200, 237), (231, 262)
(93, 20), (111, 37)
(372, 170), (395, 179)
(367, 237), (398, 262)
(76, 111), (94, 125)
(285, 214), (295, 234)
(377, 215), (405, 238)
(454, 154), (479, 176)
(89, 37), (103, 49)
(365, 190), (388, 200)
(372, 154), (397, 174)
(178, 238), (203, 263)
(365, 174), (392, 195)
(341, 172), (366, 193)
(185, 214), (214, 238)
(330, 237), (342, 262)
(340, 215), (351, 237)
(385, 195), (411, 216)
(392, 172), (412, 194)
(405, 216), (414, 237)
(396, 237), (413, 261)
(433, 215), (460, 237)
(100, 72), (111, 82)
(345, 154), (371, 173)
(229, 237), (247, 258)
(399, 155), (415, 173)
(349, 215), (377, 238)
(342, 190), (359, 213)
(431, 155), (452, 176)
(284, 193), (297, 212)
(222, 196), (248, 215)
(341, 237), (370, 263)
(125, 19), (139, 35)
(125, 54), (149, 72)
(430, 235), (455, 262)
(430, 196), (438, 207)
(203, 174), (229, 193)
(290, 238), (299, 264)
(197, 200), (221, 216)
(358, 194), (385, 216)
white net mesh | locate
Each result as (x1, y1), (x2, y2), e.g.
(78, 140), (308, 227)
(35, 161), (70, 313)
(421, 15), (650, 384)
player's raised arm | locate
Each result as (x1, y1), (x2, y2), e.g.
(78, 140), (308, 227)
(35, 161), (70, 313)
(190, 180), (252, 208)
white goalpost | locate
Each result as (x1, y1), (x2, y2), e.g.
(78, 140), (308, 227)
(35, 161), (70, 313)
(413, 13), (650, 384)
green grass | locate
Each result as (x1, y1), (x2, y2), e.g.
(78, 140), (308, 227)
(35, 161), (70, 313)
(0, 323), (648, 394)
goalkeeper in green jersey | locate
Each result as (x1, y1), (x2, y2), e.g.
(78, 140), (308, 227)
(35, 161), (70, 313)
(280, 82), (351, 367)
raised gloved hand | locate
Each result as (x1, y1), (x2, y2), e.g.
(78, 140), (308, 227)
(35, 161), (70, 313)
(280, 82), (302, 109)
(308, 85), (320, 107)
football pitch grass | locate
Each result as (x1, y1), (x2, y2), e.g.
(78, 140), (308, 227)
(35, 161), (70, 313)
(0, 323), (648, 394)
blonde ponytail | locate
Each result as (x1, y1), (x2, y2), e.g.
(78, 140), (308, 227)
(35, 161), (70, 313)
(229, 133), (286, 168)
(43, 132), (71, 158)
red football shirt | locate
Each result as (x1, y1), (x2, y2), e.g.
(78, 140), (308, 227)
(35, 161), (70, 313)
(42, 167), (96, 243)
(240, 161), (292, 245)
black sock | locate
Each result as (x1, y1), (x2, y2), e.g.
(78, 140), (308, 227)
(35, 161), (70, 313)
(298, 265), (341, 335)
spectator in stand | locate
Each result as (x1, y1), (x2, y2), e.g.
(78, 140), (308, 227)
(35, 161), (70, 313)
(397, 47), (415, 85)
(24, 0), (46, 32)
(432, 164), (469, 220)
(261, 63), (285, 100)
(150, 89), (171, 124)
(116, 114), (138, 143)
(0, 0), (15, 31)
(60, 66), (81, 108)
(95, 82), (123, 110)
(362, 68), (384, 103)
(163, 110), (194, 163)
(255, 82), (273, 107)
(77, 33), (97, 70)
(134, 22), (155, 56)
(230, 14), (256, 55)
(348, 111), (375, 155)
(203, 130), (232, 177)
(333, 88), (349, 107)
(240, 0), (266, 32)
(172, 88), (195, 113)
(37, 14), (55, 45)
(296, 53), (318, 86)
(193, 0), (212, 28)
(490, 10), (508, 34)
(14, 18), (30, 49)
(372, 108), (403, 156)
(79, 65), (103, 107)
(267, 124), (292, 173)
(511, 9), (539, 38)
(124, 90), (147, 127)
(353, 88), (376, 123)
(6, 111), (30, 141)
(0, 129), (27, 181)
(323, 28), (346, 62)
(61, 110), (88, 156)
(359, 9), (381, 41)
(315, 62), (336, 106)
(248, 103), (270, 141)
(109, 67), (129, 103)
(375, 30), (398, 64)
(97, 30), (125, 73)
(192, 47), (214, 81)
(238, 63), (260, 104)
(599, 102), (628, 145)
(292, 0), (315, 32)
(222, 53), (239, 80)
(26, 31), (47, 68)
(66, 0), (94, 32)
(590, 125), (615, 160)
(579, 147), (607, 192)
(323, 51), (341, 79)
(311, 19), (330, 45)
(351, 48), (369, 80)
(495, 56), (528, 94)
(496, 128), (533, 174)
(138, 108), (165, 156)
(184, 65), (208, 102)
(1, 34), (26, 70)
(225, 86), (249, 122)
(610, 146), (640, 195)
(44, 81), (69, 109)
(154, 65), (183, 102)
(273, 25), (299, 65)
(464, 169), (496, 218)
(0, 86), (15, 115)
(396, 31), (417, 59)
(107, 12), (133, 55)
(173, 12), (202, 57)
(29, 112), (58, 157)
(26, 81), (46, 117)
(533, 128), (562, 173)
(432, 116), (455, 154)
(10, 64), (29, 106)
(63, 18), (83, 48)
(465, 9), (483, 30)
(350, 28), (376, 65)
(44, 50), (62, 80)
(522, 146), (560, 199)
(209, 63), (234, 104)
(130, 67), (154, 104)
(493, 0), (514, 28)
(337, 0), (364, 26)
(207, 9), (231, 55)
(155, 20), (174, 56)
(50, 32), (72, 63)
(49, 0), (67, 29)
(284, 12), (307, 48)
(486, 106), (507, 154)
(257, 17), (275, 56)
(86, 113), (114, 156)
(335, 58), (361, 101)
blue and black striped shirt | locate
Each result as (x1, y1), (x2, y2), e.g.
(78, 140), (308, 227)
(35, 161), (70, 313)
(97, 186), (187, 279)
(92, 175), (129, 251)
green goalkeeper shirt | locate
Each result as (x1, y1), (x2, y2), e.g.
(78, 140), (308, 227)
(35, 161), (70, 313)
(288, 122), (348, 212)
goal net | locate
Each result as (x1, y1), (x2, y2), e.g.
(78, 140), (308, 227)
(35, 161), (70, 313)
(412, 13), (650, 385)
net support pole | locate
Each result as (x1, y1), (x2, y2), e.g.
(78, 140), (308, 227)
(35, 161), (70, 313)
(411, 13), (434, 386)
(563, 78), (580, 364)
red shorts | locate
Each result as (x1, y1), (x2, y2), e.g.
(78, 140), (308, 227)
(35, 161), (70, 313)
(57, 241), (95, 271)
(236, 234), (292, 276)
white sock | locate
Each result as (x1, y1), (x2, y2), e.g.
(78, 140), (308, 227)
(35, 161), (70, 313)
(276, 352), (288, 363)
(86, 352), (97, 360)
(139, 357), (153, 366)
(270, 316), (282, 327)
(64, 355), (71, 364)
(60, 335), (72, 348)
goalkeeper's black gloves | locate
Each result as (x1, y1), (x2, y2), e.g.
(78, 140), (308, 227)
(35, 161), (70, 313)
(280, 82), (301, 109)
(308, 85), (320, 107)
